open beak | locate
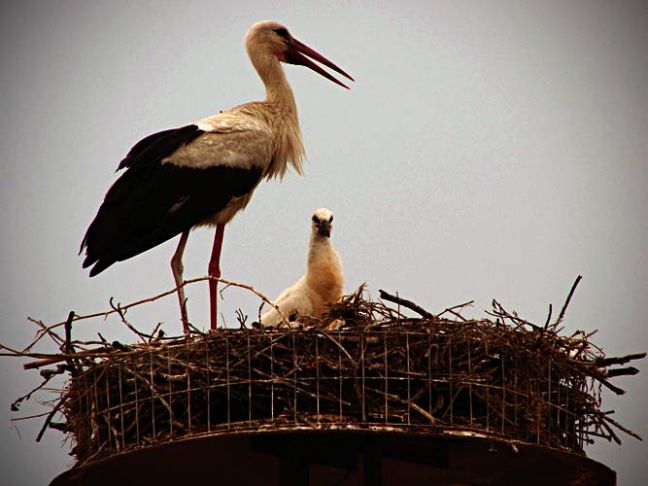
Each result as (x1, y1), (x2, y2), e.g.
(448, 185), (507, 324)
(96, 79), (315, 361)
(317, 220), (331, 237)
(285, 37), (354, 89)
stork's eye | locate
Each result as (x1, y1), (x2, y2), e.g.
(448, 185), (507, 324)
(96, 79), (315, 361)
(274, 27), (289, 38)
(312, 215), (319, 223)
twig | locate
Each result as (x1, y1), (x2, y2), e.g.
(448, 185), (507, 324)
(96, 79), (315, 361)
(604, 367), (639, 378)
(23, 317), (64, 353)
(602, 414), (643, 441)
(488, 299), (541, 330)
(63, 311), (80, 377)
(212, 277), (289, 327)
(11, 376), (53, 411)
(36, 401), (63, 442)
(109, 299), (148, 343)
(594, 352), (646, 367)
(555, 275), (583, 326)
(544, 304), (553, 330)
(569, 359), (626, 395)
(10, 411), (54, 421)
(23, 349), (115, 370)
(64, 311), (75, 354)
(379, 289), (433, 318)
(437, 300), (474, 321)
(23, 276), (289, 351)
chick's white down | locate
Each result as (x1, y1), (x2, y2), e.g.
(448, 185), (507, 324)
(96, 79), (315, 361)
(261, 208), (344, 326)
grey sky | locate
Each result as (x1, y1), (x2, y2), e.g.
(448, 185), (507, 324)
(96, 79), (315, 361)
(1, 1), (647, 484)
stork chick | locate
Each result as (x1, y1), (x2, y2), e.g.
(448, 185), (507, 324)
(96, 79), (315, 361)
(261, 208), (344, 327)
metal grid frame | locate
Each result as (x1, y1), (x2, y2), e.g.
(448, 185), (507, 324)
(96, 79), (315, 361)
(67, 329), (596, 463)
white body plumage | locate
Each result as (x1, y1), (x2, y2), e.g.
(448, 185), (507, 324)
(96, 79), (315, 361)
(261, 208), (344, 327)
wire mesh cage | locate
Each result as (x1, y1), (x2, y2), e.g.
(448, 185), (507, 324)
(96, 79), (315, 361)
(66, 323), (602, 464)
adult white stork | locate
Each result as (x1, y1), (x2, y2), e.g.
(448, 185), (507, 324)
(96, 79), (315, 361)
(261, 208), (344, 327)
(80, 21), (353, 332)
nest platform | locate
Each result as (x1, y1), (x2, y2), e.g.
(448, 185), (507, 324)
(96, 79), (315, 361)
(33, 287), (641, 485)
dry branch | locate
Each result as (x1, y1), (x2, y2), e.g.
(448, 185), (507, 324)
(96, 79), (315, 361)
(379, 290), (434, 318)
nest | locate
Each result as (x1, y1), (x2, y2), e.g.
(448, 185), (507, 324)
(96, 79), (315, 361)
(11, 282), (635, 466)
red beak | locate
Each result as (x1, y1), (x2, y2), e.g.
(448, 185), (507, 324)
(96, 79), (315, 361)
(285, 37), (354, 89)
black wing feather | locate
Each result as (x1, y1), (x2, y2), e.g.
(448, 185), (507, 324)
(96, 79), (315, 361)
(117, 124), (203, 171)
(82, 127), (263, 276)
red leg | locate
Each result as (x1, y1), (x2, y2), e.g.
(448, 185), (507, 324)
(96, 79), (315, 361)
(171, 230), (190, 334)
(208, 223), (225, 330)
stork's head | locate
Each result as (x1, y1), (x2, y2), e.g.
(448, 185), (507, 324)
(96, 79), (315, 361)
(311, 208), (334, 238)
(245, 21), (354, 89)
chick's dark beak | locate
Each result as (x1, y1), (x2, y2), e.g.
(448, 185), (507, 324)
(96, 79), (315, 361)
(317, 220), (331, 237)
